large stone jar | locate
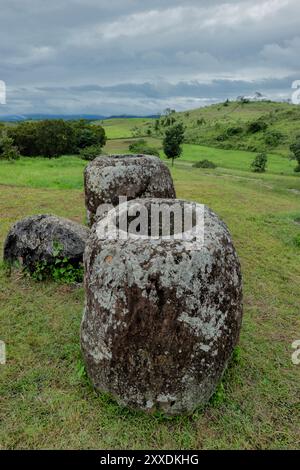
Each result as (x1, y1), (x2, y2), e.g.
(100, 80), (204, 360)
(81, 198), (243, 415)
(84, 154), (176, 226)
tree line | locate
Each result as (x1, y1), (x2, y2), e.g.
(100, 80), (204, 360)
(0, 119), (106, 160)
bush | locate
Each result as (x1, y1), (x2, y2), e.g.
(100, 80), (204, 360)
(294, 234), (300, 248)
(193, 159), (217, 169)
(72, 120), (106, 150)
(290, 135), (300, 172)
(29, 242), (83, 283)
(79, 144), (104, 161)
(128, 139), (160, 157)
(0, 132), (20, 161)
(225, 126), (243, 136)
(247, 119), (268, 134)
(264, 130), (285, 147)
(251, 152), (268, 172)
(7, 122), (39, 156)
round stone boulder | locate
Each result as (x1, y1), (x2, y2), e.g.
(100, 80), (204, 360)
(81, 198), (243, 415)
(84, 154), (176, 226)
(4, 214), (90, 272)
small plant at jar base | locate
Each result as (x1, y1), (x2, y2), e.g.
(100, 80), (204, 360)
(29, 241), (83, 283)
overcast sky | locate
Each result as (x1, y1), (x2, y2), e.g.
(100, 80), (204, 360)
(0, 0), (299, 116)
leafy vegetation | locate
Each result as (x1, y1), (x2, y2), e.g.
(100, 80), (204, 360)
(163, 122), (185, 166)
(27, 241), (83, 283)
(7, 119), (106, 158)
(193, 159), (217, 169)
(290, 135), (300, 172)
(251, 152), (268, 173)
(0, 131), (20, 161)
(79, 144), (104, 161)
(128, 138), (160, 156)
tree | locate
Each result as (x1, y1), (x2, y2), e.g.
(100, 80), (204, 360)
(163, 122), (185, 166)
(0, 132), (20, 161)
(8, 119), (106, 158)
(36, 120), (76, 158)
(290, 135), (300, 172)
(7, 121), (39, 156)
(72, 120), (106, 150)
(251, 152), (267, 173)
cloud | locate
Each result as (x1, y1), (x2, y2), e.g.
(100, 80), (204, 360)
(0, 0), (299, 115)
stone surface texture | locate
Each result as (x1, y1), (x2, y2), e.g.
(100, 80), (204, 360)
(84, 154), (176, 225)
(81, 199), (243, 415)
(4, 214), (90, 271)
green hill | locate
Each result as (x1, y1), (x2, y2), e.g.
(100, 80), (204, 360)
(157, 101), (300, 156)
(99, 101), (300, 157)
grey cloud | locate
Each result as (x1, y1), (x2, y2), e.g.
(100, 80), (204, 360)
(0, 0), (299, 115)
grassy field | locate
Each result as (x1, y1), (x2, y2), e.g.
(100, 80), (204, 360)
(0, 154), (300, 449)
(97, 117), (153, 139)
(102, 135), (297, 176)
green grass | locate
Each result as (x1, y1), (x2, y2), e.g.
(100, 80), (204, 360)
(98, 117), (153, 139)
(104, 137), (297, 176)
(0, 156), (86, 189)
(0, 155), (300, 449)
(178, 144), (297, 175)
(104, 137), (161, 155)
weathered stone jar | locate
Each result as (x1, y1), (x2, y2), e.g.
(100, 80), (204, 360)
(84, 154), (176, 226)
(81, 198), (243, 415)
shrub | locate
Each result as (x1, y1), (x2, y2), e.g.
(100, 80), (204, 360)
(290, 135), (300, 172)
(0, 132), (20, 161)
(264, 130), (285, 147)
(29, 241), (83, 283)
(196, 118), (206, 126)
(79, 144), (104, 161)
(7, 122), (39, 156)
(72, 120), (106, 150)
(128, 139), (160, 157)
(247, 119), (268, 134)
(193, 159), (217, 169)
(225, 126), (243, 136)
(294, 234), (300, 248)
(251, 152), (268, 172)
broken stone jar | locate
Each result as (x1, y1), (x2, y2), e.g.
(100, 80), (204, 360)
(84, 154), (176, 226)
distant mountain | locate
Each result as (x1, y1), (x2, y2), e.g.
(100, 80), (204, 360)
(0, 113), (160, 122)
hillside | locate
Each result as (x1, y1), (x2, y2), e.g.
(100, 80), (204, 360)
(176, 101), (300, 156)
(99, 101), (300, 157)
